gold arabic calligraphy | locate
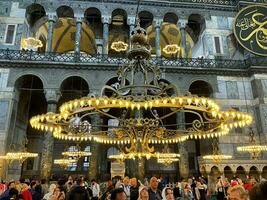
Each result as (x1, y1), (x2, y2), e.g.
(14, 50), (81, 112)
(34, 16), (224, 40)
(235, 6), (267, 55)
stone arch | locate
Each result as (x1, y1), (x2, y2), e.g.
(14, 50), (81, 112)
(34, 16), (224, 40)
(12, 72), (47, 89)
(236, 166), (246, 181)
(189, 80), (213, 97)
(138, 11), (154, 29)
(249, 166), (260, 181)
(84, 7), (102, 39)
(163, 12), (178, 24)
(26, 3), (46, 27)
(186, 14), (205, 43)
(109, 8), (129, 55)
(262, 166), (267, 180)
(224, 166), (234, 180)
(14, 75), (47, 178)
(56, 5), (74, 18)
(58, 76), (90, 107)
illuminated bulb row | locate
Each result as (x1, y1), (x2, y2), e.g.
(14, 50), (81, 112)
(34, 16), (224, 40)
(156, 153), (180, 158)
(237, 145), (267, 152)
(54, 159), (77, 165)
(58, 96), (221, 114)
(0, 152), (38, 160)
(202, 154), (232, 160)
(62, 151), (92, 157)
(149, 137), (188, 144)
(157, 158), (179, 164)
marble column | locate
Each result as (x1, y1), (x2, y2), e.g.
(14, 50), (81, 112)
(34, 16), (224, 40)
(178, 19), (188, 58)
(40, 89), (60, 179)
(88, 114), (102, 180)
(177, 112), (189, 178)
(127, 16), (136, 38)
(74, 16), (83, 54)
(46, 13), (56, 52)
(102, 16), (111, 55)
(153, 19), (162, 57)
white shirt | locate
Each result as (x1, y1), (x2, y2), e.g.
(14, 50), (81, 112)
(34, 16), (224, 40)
(92, 183), (100, 197)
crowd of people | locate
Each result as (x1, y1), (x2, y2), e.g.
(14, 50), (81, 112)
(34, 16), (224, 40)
(0, 175), (266, 200)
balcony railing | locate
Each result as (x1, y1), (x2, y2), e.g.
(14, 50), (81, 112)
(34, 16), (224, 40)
(0, 49), (266, 70)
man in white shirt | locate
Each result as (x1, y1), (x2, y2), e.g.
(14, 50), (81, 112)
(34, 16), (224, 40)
(120, 176), (130, 200)
(91, 179), (100, 200)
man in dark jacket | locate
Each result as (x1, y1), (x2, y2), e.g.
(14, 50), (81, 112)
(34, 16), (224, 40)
(148, 177), (162, 200)
(67, 178), (90, 200)
(130, 178), (139, 200)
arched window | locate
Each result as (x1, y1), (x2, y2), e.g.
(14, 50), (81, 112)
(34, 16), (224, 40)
(83, 146), (91, 170)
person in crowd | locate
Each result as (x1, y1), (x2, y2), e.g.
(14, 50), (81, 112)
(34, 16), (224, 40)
(101, 180), (114, 200)
(231, 176), (239, 187)
(137, 187), (148, 200)
(250, 181), (267, 200)
(130, 178), (139, 200)
(29, 181), (41, 200)
(41, 179), (48, 198)
(216, 177), (225, 200)
(115, 179), (123, 189)
(91, 179), (100, 200)
(121, 177), (130, 200)
(157, 177), (164, 192)
(43, 184), (57, 200)
(148, 177), (162, 200)
(65, 181), (73, 200)
(227, 185), (247, 200)
(0, 181), (15, 200)
(181, 183), (194, 200)
(110, 188), (127, 200)
(21, 183), (32, 200)
(173, 182), (181, 199)
(8, 188), (19, 200)
(195, 181), (206, 200)
(161, 187), (174, 200)
(67, 178), (90, 200)
(50, 186), (65, 200)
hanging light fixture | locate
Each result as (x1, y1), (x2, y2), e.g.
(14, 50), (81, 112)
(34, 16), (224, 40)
(29, 3), (253, 158)
(0, 152), (38, 165)
(236, 78), (267, 159)
(53, 158), (77, 168)
(202, 137), (232, 164)
(61, 144), (92, 158)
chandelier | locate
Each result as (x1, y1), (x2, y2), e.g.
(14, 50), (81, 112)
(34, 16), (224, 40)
(54, 158), (77, 168)
(237, 128), (267, 159)
(21, 37), (43, 50)
(30, 22), (252, 158)
(202, 137), (232, 164)
(61, 145), (92, 158)
(0, 152), (38, 164)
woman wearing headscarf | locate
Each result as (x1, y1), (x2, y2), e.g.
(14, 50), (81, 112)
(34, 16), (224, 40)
(161, 187), (174, 200)
(43, 184), (57, 200)
(137, 186), (148, 200)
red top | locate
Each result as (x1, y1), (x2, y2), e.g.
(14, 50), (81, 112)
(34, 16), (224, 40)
(22, 189), (33, 200)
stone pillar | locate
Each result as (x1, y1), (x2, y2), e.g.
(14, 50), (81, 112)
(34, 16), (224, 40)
(178, 19), (188, 58)
(74, 15), (83, 54)
(153, 19), (162, 57)
(137, 158), (145, 181)
(127, 16), (136, 37)
(102, 16), (111, 55)
(46, 13), (56, 52)
(177, 112), (189, 178)
(40, 89), (60, 179)
(88, 114), (102, 180)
